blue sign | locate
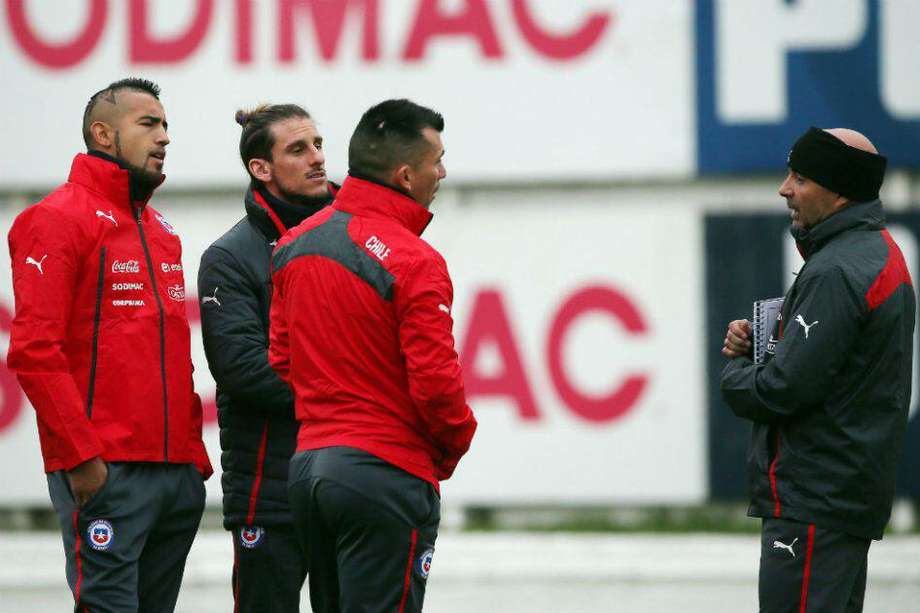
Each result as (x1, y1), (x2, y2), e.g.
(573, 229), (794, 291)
(696, 0), (920, 174)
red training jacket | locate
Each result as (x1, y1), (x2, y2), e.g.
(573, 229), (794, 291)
(269, 176), (476, 490)
(6, 153), (212, 477)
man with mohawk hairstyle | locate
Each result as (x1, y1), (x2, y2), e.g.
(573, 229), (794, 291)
(7, 77), (212, 613)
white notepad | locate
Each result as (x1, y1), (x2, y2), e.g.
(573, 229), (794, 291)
(752, 297), (785, 364)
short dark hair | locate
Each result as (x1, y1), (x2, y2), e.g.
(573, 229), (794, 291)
(348, 99), (444, 182)
(236, 104), (311, 184)
(82, 77), (161, 148)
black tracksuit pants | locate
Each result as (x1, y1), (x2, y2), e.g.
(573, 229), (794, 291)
(230, 523), (307, 612)
(47, 462), (206, 613)
(288, 446), (440, 613)
(759, 517), (871, 613)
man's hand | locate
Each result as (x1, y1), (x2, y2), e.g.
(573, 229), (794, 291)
(67, 457), (108, 508)
(722, 319), (752, 358)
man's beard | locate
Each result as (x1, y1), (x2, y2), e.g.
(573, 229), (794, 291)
(124, 162), (163, 190)
(278, 184), (331, 208)
(122, 161), (163, 202)
(114, 132), (163, 198)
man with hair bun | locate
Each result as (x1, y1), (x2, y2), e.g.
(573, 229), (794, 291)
(198, 103), (338, 612)
(271, 98), (477, 612)
(720, 127), (915, 612)
(7, 77), (212, 613)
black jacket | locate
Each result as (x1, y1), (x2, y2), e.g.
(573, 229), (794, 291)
(199, 184), (336, 528)
(721, 200), (915, 540)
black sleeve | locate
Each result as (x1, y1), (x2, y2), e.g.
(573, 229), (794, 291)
(720, 266), (864, 423)
(198, 245), (293, 416)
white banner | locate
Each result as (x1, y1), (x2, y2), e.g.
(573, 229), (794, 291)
(0, 187), (706, 505)
(428, 190), (706, 504)
(0, 0), (694, 188)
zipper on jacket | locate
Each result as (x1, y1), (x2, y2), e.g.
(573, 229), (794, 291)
(134, 206), (170, 462)
(86, 247), (107, 418)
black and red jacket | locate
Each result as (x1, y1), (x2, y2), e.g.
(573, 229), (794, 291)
(721, 199), (915, 540)
(269, 176), (477, 491)
(198, 184), (336, 529)
(7, 152), (212, 477)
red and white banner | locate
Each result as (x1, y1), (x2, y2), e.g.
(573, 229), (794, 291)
(0, 0), (693, 187)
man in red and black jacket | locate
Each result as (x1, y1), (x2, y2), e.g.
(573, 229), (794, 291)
(721, 127), (914, 613)
(198, 103), (338, 613)
(6, 78), (211, 613)
(270, 99), (477, 613)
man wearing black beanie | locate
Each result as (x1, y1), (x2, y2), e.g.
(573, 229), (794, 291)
(719, 128), (915, 612)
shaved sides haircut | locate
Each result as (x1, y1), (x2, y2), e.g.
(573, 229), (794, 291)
(348, 99), (443, 182)
(82, 77), (161, 148)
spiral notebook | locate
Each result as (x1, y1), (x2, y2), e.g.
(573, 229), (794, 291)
(752, 297), (785, 364)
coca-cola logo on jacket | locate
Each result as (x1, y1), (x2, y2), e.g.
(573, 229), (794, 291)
(111, 260), (141, 274)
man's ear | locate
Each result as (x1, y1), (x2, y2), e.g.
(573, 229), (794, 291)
(392, 163), (412, 192)
(90, 121), (114, 149)
(833, 194), (850, 210)
(248, 158), (272, 183)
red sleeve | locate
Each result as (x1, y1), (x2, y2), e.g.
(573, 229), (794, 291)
(6, 205), (105, 470)
(395, 254), (477, 481)
(268, 269), (292, 384)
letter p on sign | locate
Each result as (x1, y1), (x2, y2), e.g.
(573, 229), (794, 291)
(716, 0), (867, 123)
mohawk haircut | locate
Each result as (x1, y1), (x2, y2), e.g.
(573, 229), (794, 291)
(82, 77), (162, 148)
(348, 99), (444, 182)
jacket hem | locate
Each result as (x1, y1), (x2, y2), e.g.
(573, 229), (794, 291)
(296, 438), (440, 493)
(43, 453), (198, 474)
(747, 504), (882, 541)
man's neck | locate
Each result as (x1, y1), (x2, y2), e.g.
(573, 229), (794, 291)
(346, 170), (414, 200)
(255, 183), (331, 230)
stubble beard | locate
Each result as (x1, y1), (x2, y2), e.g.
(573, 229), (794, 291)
(114, 130), (163, 191)
(278, 183), (332, 209)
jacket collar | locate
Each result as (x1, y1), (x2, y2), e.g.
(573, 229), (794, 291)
(332, 175), (433, 237)
(792, 199), (885, 259)
(68, 151), (163, 211)
(244, 182), (338, 241)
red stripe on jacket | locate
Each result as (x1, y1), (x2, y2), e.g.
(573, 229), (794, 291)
(252, 181), (340, 238)
(246, 422), (270, 525)
(865, 230), (913, 310)
(769, 430), (782, 517)
(251, 189), (288, 237)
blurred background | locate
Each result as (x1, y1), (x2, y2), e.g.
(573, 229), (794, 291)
(2, 1), (920, 611)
